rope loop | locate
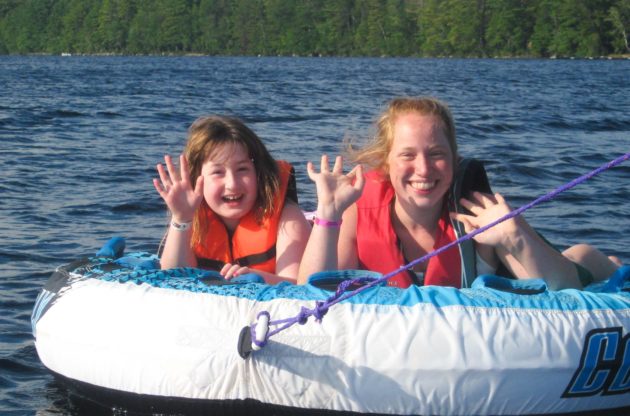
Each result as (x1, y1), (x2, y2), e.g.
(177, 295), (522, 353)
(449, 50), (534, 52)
(250, 328), (268, 349)
(258, 311), (271, 319)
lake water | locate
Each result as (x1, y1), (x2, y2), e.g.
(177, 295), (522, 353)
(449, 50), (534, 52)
(1, 56), (628, 414)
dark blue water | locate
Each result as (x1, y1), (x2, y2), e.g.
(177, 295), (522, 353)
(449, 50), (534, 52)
(1, 56), (628, 414)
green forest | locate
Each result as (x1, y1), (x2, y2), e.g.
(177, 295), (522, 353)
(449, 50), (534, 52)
(1, 0), (629, 58)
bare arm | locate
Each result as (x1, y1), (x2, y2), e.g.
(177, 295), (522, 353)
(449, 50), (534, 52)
(160, 226), (198, 269)
(297, 155), (364, 284)
(153, 154), (204, 269)
(271, 201), (312, 283)
(337, 204), (359, 270)
(451, 192), (581, 290)
(298, 203), (359, 283)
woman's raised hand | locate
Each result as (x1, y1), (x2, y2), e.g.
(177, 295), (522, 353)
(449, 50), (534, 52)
(307, 155), (364, 220)
(450, 192), (522, 247)
(153, 154), (204, 222)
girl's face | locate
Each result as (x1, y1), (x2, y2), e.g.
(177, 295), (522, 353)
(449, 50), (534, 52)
(386, 112), (454, 213)
(200, 143), (258, 231)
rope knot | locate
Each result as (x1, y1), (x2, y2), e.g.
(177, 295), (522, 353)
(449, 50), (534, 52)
(297, 306), (311, 325)
(313, 301), (329, 322)
(296, 302), (329, 325)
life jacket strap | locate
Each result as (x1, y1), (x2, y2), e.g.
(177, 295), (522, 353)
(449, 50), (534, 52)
(196, 245), (277, 271)
(235, 245), (276, 267)
(449, 158), (493, 288)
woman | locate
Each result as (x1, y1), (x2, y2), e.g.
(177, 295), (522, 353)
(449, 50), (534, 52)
(154, 115), (311, 284)
(297, 97), (620, 290)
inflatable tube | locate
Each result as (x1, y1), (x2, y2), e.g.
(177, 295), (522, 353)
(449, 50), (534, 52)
(32, 239), (630, 415)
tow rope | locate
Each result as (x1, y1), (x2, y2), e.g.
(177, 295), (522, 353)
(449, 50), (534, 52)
(238, 151), (629, 358)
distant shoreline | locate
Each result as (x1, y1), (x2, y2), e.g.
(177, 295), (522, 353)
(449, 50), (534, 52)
(10, 52), (630, 60)
(3, 1), (627, 62)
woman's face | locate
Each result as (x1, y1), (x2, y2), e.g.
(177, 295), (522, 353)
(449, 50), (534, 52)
(386, 112), (454, 213)
(200, 142), (258, 230)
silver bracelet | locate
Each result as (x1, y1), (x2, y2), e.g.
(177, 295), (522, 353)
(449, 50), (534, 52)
(170, 220), (192, 231)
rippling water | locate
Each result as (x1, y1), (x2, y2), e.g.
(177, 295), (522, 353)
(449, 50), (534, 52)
(1, 56), (628, 414)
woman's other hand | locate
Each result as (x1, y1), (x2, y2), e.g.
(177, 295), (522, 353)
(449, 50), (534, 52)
(450, 192), (521, 247)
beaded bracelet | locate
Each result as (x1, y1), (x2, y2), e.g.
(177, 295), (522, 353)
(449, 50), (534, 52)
(313, 217), (342, 228)
(171, 220), (192, 231)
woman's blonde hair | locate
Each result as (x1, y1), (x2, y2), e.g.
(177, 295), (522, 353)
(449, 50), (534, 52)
(349, 97), (458, 174)
(184, 115), (279, 246)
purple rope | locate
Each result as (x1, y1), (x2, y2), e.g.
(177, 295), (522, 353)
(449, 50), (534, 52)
(261, 152), (630, 342)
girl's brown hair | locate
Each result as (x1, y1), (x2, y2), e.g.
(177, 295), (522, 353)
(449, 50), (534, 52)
(184, 115), (279, 246)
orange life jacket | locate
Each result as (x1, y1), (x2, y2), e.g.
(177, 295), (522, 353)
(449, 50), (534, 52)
(192, 160), (294, 274)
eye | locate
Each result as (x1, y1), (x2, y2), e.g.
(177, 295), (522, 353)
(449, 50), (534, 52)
(399, 152), (415, 161)
(430, 150), (448, 159)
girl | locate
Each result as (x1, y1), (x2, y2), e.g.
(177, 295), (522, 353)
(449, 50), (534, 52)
(154, 115), (310, 284)
(297, 97), (620, 289)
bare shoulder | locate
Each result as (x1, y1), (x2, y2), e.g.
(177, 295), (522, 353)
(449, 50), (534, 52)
(280, 201), (310, 223)
(278, 201), (311, 236)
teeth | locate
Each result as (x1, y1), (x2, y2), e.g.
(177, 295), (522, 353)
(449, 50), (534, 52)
(223, 195), (242, 201)
(410, 181), (436, 190)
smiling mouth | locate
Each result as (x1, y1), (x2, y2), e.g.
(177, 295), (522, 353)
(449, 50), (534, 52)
(409, 181), (436, 191)
(222, 194), (244, 202)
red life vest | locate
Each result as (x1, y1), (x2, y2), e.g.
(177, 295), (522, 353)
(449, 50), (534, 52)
(356, 171), (463, 288)
(192, 160), (293, 274)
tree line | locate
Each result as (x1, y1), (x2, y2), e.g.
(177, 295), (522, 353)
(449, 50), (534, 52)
(1, 0), (628, 58)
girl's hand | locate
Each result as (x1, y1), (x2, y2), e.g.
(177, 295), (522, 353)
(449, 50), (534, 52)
(153, 154), (204, 222)
(450, 192), (522, 247)
(220, 263), (251, 280)
(307, 155), (364, 220)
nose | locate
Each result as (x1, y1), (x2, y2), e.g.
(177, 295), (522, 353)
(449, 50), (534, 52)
(414, 153), (430, 176)
(224, 169), (237, 190)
